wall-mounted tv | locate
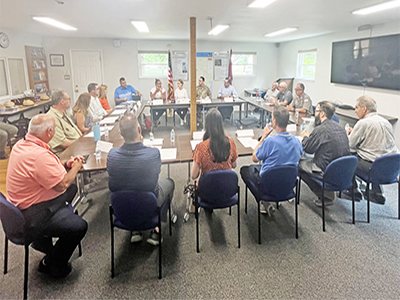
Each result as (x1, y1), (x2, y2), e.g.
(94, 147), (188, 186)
(331, 34), (400, 91)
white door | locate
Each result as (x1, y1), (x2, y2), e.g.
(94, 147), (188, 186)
(70, 50), (103, 102)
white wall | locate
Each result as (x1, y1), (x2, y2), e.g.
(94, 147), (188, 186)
(42, 37), (278, 107)
(277, 20), (400, 148)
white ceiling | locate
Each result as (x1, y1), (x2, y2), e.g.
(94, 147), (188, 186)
(1, 0), (400, 43)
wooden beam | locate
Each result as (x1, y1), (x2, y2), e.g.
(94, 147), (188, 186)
(190, 17), (197, 134)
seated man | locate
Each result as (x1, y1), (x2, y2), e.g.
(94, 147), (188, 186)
(6, 114), (87, 278)
(196, 76), (211, 99)
(150, 78), (167, 125)
(240, 106), (303, 214)
(114, 77), (142, 104)
(107, 113), (174, 245)
(217, 77), (238, 120)
(348, 95), (399, 204)
(0, 122), (18, 159)
(299, 101), (350, 206)
(87, 83), (107, 123)
(46, 90), (82, 155)
(287, 83), (313, 114)
(263, 82), (279, 102)
(273, 82), (293, 106)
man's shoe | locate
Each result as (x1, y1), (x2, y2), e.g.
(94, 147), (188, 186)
(363, 191), (386, 205)
(147, 230), (162, 246)
(341, 189), (363, 202)
(314, 198), (334, 207)
(130, 231), (143, 243)
(266, 204), (275, 217)
(259, 202), (267, 214)
(38, 257), (72, 278)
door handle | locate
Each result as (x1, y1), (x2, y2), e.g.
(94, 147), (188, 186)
(75, 85), (79, 93)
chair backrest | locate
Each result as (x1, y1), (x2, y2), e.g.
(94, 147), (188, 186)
(370, 153), (400, 184)
(111, 191), (158, 230)
(0, 192), (26, 245)
(324, 156), (358, 191)
(259, 165), (298, 201)
(197, 170), (238, 205)
(332, 114), (339, 123)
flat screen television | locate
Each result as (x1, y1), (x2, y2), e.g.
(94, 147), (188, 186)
(331, 34), (400, 91)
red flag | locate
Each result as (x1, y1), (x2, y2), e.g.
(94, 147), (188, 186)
(228, 48), (233, 84)
(168, 49), (174, 100)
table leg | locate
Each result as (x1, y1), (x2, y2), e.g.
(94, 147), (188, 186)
(239, 104), (242, 123)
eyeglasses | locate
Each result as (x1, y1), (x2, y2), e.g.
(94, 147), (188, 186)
(314, 109), (322, 113)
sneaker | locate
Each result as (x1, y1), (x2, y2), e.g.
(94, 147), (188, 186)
(38, 257), (72, 278)
(130, 231), (143, 243)
(341, 189), (363, 202)
(259, 202), (267, 214)
(314, 198), (334, 207)
(363, 191), (386, 205)
(147, 230), (162, 246)
(266, 204), (275, 217)
(180, 119), (184, 126)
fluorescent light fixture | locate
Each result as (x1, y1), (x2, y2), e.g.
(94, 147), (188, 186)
(208, 25), (229, 36)
(352, 0), (400, 15)
(131, 21), (149, 33)
(264, 27), (298, 37)
(248, 0), (276, 8)
(32, 17), (77, 31)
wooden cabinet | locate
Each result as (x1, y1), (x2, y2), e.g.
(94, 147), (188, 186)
(25, 46), (50, 95)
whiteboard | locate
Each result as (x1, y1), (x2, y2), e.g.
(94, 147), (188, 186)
(172, 51), (188, 81)
(214, 51), (229, 80)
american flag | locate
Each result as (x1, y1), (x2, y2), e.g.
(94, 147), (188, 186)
(167, 49), (174, 100)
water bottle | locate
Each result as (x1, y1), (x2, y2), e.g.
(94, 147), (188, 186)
(300, 121), (306, 132)
(170, 128), (175, 143)
(95, 142), (101, 162)
(295, 109), (299, 123)
(149, 131), (154, 143)
(345, 123), (350, 135)
(104, 124), (109, 140)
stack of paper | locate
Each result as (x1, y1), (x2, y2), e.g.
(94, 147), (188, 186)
(287, 124), (296, 132)
(96, 140), (113, 153)
(143, 138), (164, 147)
(237, 137), (259, 149)
(160, 148), (177, 160)
(110, 109), (126, 116)
(177, 99), (190, 104)
(190, 131), (205, 150)
(236, 129), (254, 137)
(100, 125), (114, 132)
(152, 100), (164, 105)
(224, 97), (234, 102)
(99, 116), (119, 125)
(198, 98), (211, 104)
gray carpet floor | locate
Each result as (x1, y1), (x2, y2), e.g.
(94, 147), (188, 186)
(1, 120), (400, 299)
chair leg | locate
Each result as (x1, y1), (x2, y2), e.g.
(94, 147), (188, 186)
(4, 236), (8, 274)
(158, 213), (162, 280)
(352, 178), (355, 225)
(297, 178), (301, 205)
(258, 201), (261, 245)
(398, 180), (399, 220)
(367, 182), (370, 223)
(195, 198), (200, 253)
(276, 202), (279, 210)
(168, 203), (172, 236)
(322, 187), (326, 232)
(74, 210), (82, 257)
(109, 206), (115, 279)
(23, 244), (29, 300)
(229, 207), (231, 215)
(295, 180), (299, 239)
(237, 187), (241, 249)
(245, 187), (248, 214)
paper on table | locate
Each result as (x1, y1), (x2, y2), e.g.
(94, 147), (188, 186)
(190, 140), (202, 150)
(296, 136), (303, 142)
(237, 137), (258, 149)
(152, 100), (164, 105)
(99, 116), (119, 125)
(160, 148), (177, 160)
(85, 131), (103, 138)
(143, 138), (164, 146)
(236, 129), (254, 137)
(100, 125), (114, 132)
(287, 124), (296, 132)
(192, 131), (205, 140)
(177, 99), (190, 104)
(224, 97), (234, 102)
(115, 105), (127, 110)
(198, 98), (211, 104)
(301, 117), (314, 122)
(111, 109), (126, 116)
(247, 139), (259, 149)
(96, 140), (113, 153)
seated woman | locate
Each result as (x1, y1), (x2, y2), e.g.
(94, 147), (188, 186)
(72, 93), (92, 134)
(174, 79), (189, 125)
(191, 108), (238, 181)
(150, 78), (167, 126)
(99, 84), (112, 113)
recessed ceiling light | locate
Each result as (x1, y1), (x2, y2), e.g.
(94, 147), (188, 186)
(131, 21), (149, 33)
(264, 27), (298, 37)
(352, 0), (400, 15)
(208, 25), (230, 36)
(32, 17), (77, 31)
(248, 0), (276, 8)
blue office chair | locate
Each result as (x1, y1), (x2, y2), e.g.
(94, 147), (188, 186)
(194, 170), (240, 253)
(332, 114), (339, 123)
(355, 153), (400, 223)
(299, 156), (358, 232)
(109, 190), (172, 279)
(243, 165), (299, 244)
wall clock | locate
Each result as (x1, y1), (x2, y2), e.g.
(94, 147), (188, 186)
(0, 32), (10, 48)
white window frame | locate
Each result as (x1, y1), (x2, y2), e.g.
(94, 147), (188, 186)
(0, 57), (29, 102)
(296, 49), (317, 81)
(0, 58), (11, 101)
(138, 51), (168, 79)
(231, 52), (257, 77)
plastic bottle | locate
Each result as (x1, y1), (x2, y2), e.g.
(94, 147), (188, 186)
(170, 128), (175, 143)
(345, 123), (350, 135)
(149, 131), (154, 143)
(95, 142), (101, 162)
(295, 109), (299, 123)
(104, 125), (109, 140)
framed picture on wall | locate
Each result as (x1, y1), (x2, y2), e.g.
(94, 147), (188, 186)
(50, 54), (64, 67)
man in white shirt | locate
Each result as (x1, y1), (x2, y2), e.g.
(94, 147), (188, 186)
(348, 95), (399, 204)
(87, 83), (107, 123)
(264, 82), (279, 102)
(218, 77), (238, 120)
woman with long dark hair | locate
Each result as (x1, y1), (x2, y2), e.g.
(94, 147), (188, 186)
(191, 108), (238, 180)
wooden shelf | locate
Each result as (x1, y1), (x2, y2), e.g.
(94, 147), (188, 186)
(25, 46), (50, 94)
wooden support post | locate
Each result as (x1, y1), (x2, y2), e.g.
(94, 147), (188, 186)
(190, 17), (197, 134)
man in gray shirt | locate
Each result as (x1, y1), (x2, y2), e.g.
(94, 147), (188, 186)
(348, 95), (399, 204)
(274, 82), (293, 106)
(288, 83), (313, 114)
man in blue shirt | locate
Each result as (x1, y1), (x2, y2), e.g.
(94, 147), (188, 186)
(107, 113), (174, 245)
(114, 77), (142, 104)
(217, 77), (238, 120)
(240, 106), (303, 214)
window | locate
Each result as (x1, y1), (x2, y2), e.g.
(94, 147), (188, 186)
(138, 51), (168, 78)
(232, 53), (256, 76)
(297, 50), (317, 81)
(8, 58), (27, 95)
(0, 59), (9, 98)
